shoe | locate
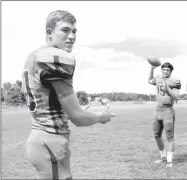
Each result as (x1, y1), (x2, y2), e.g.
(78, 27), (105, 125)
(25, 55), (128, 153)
(154, 157), (167, 164)
(166, 162), (172, 168)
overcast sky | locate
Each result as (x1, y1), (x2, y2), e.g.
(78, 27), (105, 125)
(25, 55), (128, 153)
(2, 1), (187, 94)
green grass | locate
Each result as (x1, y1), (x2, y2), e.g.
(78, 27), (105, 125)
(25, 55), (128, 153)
(2, 102), (187, 179)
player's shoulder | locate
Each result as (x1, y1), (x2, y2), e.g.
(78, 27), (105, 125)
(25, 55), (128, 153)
(23, 49), (38, 69)
(169, 76), (181, 83)
(35, 46), (75, 65)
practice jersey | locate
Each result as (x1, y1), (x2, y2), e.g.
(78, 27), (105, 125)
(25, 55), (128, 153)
(22, 46), (76, 134)
(154, 75), (179, 108)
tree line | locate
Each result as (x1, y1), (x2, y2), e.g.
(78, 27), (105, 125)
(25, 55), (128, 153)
(1, 80), (187, 107)
(1, 81), (26, 107)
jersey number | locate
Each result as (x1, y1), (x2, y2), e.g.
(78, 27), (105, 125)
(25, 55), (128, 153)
(159, 83), (165, 96)
(23, 70), (37, 112)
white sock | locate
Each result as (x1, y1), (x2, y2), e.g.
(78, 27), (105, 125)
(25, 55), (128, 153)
(167, 152), (174, 162)
(160, 149), (167, 158)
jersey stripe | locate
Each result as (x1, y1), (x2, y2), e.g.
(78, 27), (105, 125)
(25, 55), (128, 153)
(44, 143), (59, 179)
(49, 87), (60, 134)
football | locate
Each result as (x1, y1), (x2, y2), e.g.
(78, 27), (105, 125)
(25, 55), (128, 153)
(147, 57), (161, 67)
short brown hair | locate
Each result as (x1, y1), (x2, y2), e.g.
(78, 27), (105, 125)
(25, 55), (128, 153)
(46, 10), (76, 30)
(161, 62), (174, 72)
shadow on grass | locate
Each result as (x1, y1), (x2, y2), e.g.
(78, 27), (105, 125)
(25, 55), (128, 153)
(174, 153), (187, 164)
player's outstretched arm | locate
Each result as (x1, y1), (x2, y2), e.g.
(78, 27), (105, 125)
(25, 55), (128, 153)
(58, 93), (115, 127)
(51, 81), (115, 127)
(148, 66), (157, 85)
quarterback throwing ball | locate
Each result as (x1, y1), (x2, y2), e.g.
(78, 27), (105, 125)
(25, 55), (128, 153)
(148, 58), (181, 168)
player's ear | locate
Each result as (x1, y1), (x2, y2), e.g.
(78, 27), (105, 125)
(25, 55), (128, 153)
(46, 28), (52, 41)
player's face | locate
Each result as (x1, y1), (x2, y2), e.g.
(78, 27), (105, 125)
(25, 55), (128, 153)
(162, 67), (171, 78)
(51, 21), (77, 52)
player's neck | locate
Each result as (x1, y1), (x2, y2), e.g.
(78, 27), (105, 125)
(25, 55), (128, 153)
(162, 75), (171, 79)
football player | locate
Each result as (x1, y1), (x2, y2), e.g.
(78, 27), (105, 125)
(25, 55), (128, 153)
(22, 10), (115, 179)
(148, 61), (181, 167)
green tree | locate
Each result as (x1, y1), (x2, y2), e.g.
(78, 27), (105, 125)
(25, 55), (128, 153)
(76, 91), (89, 105)
(1, 88), (4, 102)
(2, 82), (12, 104)
(2, 81), (26, 106)
(15, 80), (22, 88)
(180, 94), (187, 100)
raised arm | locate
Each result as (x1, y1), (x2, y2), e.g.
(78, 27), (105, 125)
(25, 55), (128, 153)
(148, 66), (157, 85)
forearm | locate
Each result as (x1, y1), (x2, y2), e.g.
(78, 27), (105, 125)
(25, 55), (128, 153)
(70, 110), (102, 127)
(56, 92), (103, 127)
(148, 67), (155, 83)
(165, 87), (180, 101)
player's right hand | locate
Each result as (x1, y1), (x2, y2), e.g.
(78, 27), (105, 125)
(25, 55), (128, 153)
(151, 65), (157, 69)
(99, 103), (115, 124)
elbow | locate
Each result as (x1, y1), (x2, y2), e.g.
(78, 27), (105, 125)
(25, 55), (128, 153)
(70, 118), (81, 127)
(174, 92), (180, 101)
(70, 111), (84, 127)
(71, 119), (82, 127)
(148, 80), (154, 85)
(174, 96), (180, 101)
(171, 94), (180, 101)
(73, 122), (82, 127)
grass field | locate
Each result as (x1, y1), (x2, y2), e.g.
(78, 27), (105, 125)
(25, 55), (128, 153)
(2, 102), (187, 179)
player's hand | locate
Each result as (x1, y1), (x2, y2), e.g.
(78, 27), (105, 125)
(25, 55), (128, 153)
(100, 103), (115, 124)
(151, 65), (157, 69)
(170, 80), (181, 90)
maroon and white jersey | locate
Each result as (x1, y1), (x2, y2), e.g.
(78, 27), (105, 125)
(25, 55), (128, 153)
(22, 46), (76, 134)
(154, 75), (180, 108)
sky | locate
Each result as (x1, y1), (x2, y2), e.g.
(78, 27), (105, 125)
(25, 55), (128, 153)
(2, 1), (187, 94)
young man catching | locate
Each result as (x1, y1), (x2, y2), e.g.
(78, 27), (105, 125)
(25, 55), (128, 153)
(22, 10), (115, 179)
(148, 61), (181, 167)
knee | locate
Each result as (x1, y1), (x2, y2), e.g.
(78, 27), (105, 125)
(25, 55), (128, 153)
(154, 133), (162, 139)
(153, 124), (162, 139)
(166, 131), (174, 142)
(165, 122), (174, 142)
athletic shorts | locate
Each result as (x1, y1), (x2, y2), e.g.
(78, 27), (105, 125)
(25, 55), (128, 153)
(153, 107), (175, 141)
(26, 129), (72, 179)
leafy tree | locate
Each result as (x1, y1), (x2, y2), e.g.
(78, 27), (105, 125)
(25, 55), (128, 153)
(1, 88), (4, 102)
(2, 82), (12, 104)
(15, 80), (22, 88)
(76, 91), (89, 105)
(180, 94), (187, 100)
(2, 81), (26, 105)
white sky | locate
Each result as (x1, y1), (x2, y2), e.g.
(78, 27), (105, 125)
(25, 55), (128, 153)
(2, 1), (187, 94)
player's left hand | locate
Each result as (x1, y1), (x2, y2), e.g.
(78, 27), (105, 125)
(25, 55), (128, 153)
(100, 101), (115, 124)
(172, 81), (181, 90)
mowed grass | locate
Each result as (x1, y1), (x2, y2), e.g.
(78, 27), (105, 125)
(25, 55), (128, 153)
(2, 102), (187, 179)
